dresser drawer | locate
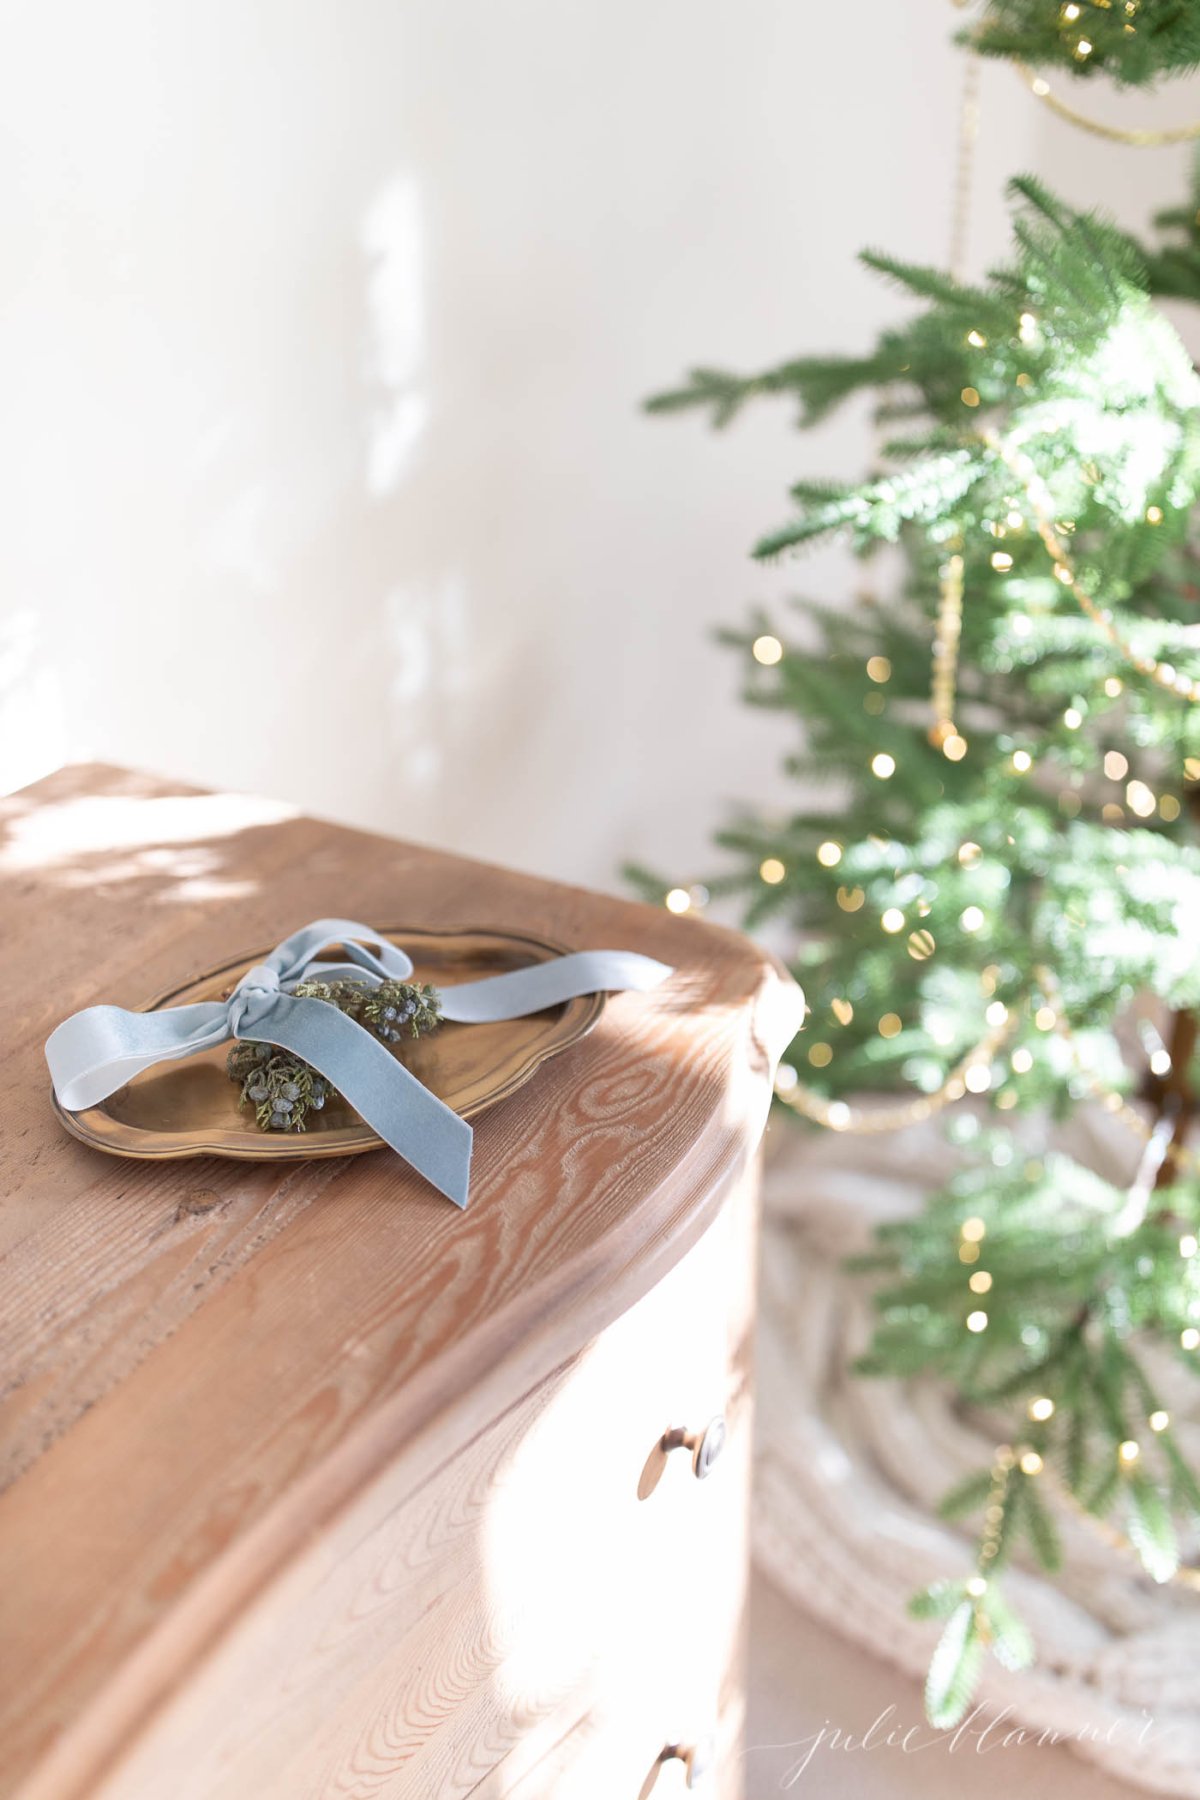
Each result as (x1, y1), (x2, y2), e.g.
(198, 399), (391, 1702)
(86, 1162), (758, 1800)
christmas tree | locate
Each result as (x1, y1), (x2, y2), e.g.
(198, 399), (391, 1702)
(635, 1), (1200, 1726)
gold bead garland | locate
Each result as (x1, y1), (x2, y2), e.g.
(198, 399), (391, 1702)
(987, 433), (1200, 705)
(1014, 59), (1200, 147)
(777, 1008), (1015, 1133)
(930, 548), (967, 753)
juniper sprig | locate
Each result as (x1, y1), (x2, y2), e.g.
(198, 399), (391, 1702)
(225, 976), (443, 1132)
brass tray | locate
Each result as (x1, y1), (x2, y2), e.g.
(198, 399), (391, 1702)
(54, 925), (605, 1161)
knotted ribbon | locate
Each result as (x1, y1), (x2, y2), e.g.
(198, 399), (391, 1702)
(45, 918), (672, 1207)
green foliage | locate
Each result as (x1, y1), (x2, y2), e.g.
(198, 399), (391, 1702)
(926, 1601), (985, 1728)
(226, 977), (443, 1131)
(962, 0), (1200, 84)
(639, 65), (1200, 1737)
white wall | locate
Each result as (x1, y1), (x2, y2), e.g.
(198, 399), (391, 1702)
(3, 2), (1193, 892)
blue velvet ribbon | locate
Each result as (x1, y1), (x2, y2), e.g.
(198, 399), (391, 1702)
(45, 918), (672, 1207)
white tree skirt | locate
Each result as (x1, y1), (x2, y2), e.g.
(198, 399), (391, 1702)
(753, 1106), (1200, 1798)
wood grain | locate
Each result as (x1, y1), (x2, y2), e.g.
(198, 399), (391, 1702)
(0, 764), (801, 1798)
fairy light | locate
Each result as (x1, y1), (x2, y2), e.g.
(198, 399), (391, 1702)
(752, 634), (783, 666)
(1180, 1234), (1198, 1259)
(1019, 311), (1037, 342)
(961, 386), (981, 408)
(867, 656), (891, 682)
(1029, 1396), (1055, 1422)
(942, 733), (968, 761)
(1105, 677), (1123, 698)
(1063, 707), (1083, 729)
(1161, 795), (1182, 821)
(808, 1042), (833, 1068)
(986, 1001), (1008, 1026)
(1012, 1047), (1033, 1073)
(964, 1062), (991, 1093)
(966, 1310), (989, 1333)
(991, 550), (1014, 572)
(837, 886), (866, 912)
(961, 905), (985, 932)
(1146, 506), (1164, 525)
(1183, 1329), (1200, 1351)
(1012, 749), (1033, 773)
(1126, 780), (1156, 818)
(881, 907), (905, 934)
(774, 1064), (798, 1095)
(907, 929), (935, 960)
(1035, 1005), (1056, 1031)
(872, 752), (896, 779)
(1149, 1411), (1170, 1432)
(1019, 1450), (1044, 1475)
(1117, 1440), (1140, 1465)
(879, 1013), (902, 1039)
(665, 888), (691, 914)
(1104, 750), (1129, 780)
(961, 1217), (987, 1243)
(817, 840), (842, 867)
(967, 329), (987, 348)
(969, 1270), (993, 1294)
(1150, 1048), (1172, 1077)
(760, 857), (786, 884)
(966, 1575), (988, 1598)
(831, 997), (854, 1025)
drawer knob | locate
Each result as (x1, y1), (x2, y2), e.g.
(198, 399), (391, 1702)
(638, 1737), (715, 1794)
(662, 1415), (726, 1480)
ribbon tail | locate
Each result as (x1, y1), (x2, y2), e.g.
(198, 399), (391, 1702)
(238, 994), (473, 1207)
(438, 949), (673, 1024)
(46, 1001), (232, 1112)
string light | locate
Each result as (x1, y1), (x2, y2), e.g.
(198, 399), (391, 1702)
(752, 634), (783, 666)
(961, 905), (985, 932)
(966, 1310), (989, 1333)
(1183, 1329), (1200, 1351)
(1019, 1450), (1044, 1475)
(831, 997), (854, 1025)
(817, 840), (843, 867)
(867, 655), (892, 682)
(665, 888), (691, 914)
(1180, 1234), (1198, 1259)
(1117, 1440), (1140, 1465)
(969, 1269), (993, 1293)
(881, 907), (906, 933)
(1149, 1411), (1170, 1433)
(1029, 1396), (1055, 1422)
(760, 857), (786, 884)
(1011, 749), (1033, 773)
(1104, 750), (1128, 780)
(961, 1217), (987, 1243)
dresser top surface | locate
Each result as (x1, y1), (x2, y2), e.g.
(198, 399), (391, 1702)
(0, 762), (800, 1794)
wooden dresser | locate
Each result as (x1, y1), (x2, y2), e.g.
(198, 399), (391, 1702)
(0, 765), (802, 1800)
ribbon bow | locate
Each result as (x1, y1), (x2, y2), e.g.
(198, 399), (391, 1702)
(45, 918), (672, 1207)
